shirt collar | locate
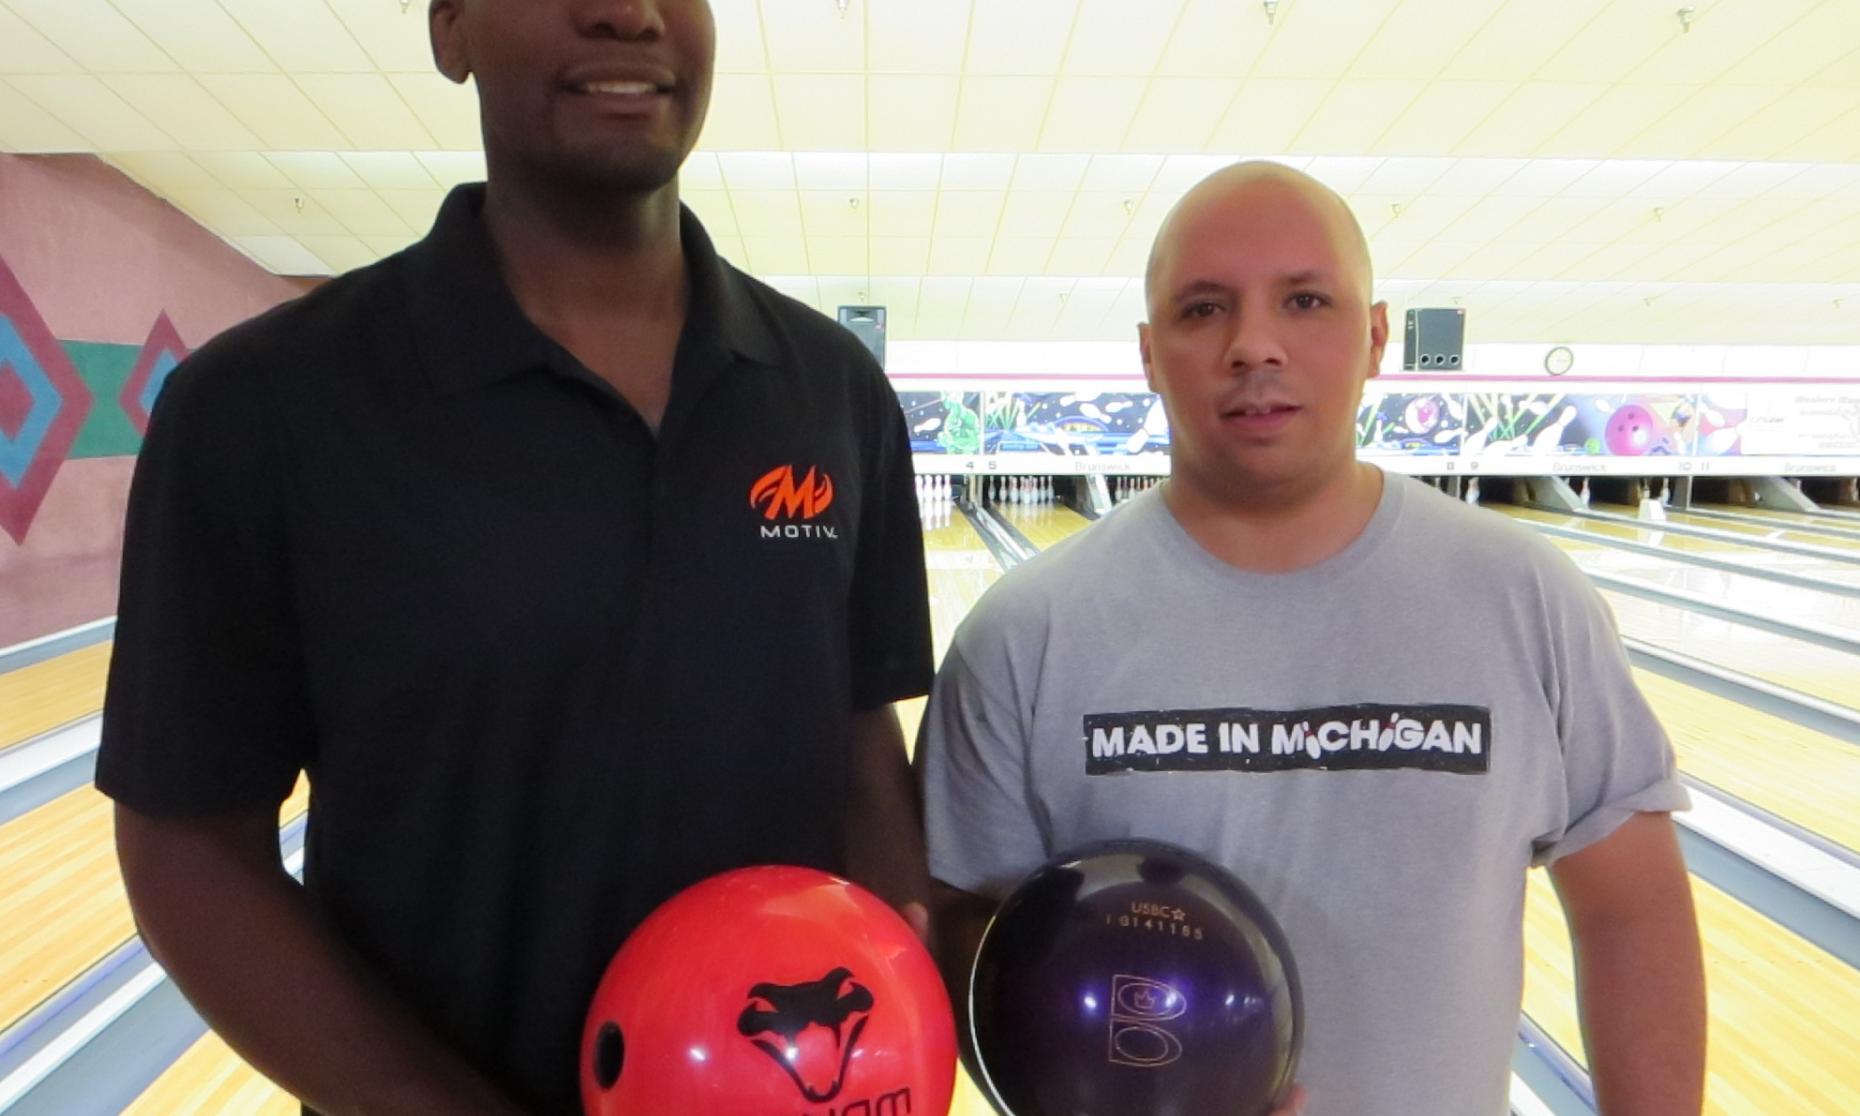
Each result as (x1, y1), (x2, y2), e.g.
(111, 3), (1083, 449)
(402, 183), (779, 396)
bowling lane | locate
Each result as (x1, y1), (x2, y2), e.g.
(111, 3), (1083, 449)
(986, 496), (1096, 551)
(119, 1033), (300, 1116)
(0, 778), (309, 1032)
(1634, 670), (1860, 854)
(1523, 871), (1860, 1115)
(1698, 503), (1860, 535)
(1598, 588), (1860, 711)
(896, 507), (1005, 756)
(1492, 507), (1860, 636)
(0, 642), (111, 748)
(1590, 502), (1860, 553)
(1500, 505), (1860, 589)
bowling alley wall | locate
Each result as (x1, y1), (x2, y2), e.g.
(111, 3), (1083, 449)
(0, 154), (309, 647)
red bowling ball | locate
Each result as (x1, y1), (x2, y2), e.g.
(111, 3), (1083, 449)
(581, 866), (955, 1116)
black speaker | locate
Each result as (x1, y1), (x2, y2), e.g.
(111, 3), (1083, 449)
(1403, 307), (1464, 371)
(837, 305), (886, 369)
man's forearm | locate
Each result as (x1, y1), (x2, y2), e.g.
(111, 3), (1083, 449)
(843, 705), (932, 918)
(1572, 908), (1707, 1115)
(118, 807), (522, 1116)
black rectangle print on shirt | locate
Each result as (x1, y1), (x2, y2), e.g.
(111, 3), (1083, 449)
(1083, 703), (1492, 775)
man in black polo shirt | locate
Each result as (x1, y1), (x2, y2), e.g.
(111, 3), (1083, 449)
(97, 2), (933, 1112)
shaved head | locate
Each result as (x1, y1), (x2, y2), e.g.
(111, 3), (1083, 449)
(1145, 162), (1372, 314)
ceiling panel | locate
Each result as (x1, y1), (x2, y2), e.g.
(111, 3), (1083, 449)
(1454, 83), (1606, 157)
(107, 151), (222, 196)
(192, 150), (295, 189)
(867, 75), (958, 151)
(1160, 0), (1274, 76)
(1206, 79), (1331, 153)
(773, 74), (865, 149)
(385, 72), (480, 149)
(1121, 78), (1235, 152)
(759, 0), (864, 73)
(315, 188), (413, 237)
(0, 5), (78, 74)
(297, 73), (437, 150)
(711, 0), (766, 72)
(965, 0), (1078, 75)
(7, 75), (173, 150)
(868, 191), (937, 237)
(0, 80), (87, 150)
(232, 234), (330, 274)
(1375, 81), (1514, 156)
(216, 0), (375, 73)
(1254, 0), (1399, 81)
(1348, 0), (1509, 82)
(98, 75), (263, 150)
(1038, 77), (1145, 152)
(1439, 0), (1611, 82)
(163, 187), (278, 236)
(339, 151), (437, 190)
(195, 74), (349, 148)
(954, 75), (1059, 152)
(800, 191), (867, 239)
(1536, 85), (1692, 158)
(6, 0), (173, 73)
(869, 1), (970, 74)
(1291, 79), (1425, 154)
(697, 73), (782, 149)
(1064, 0), (1184, 77)
(265, 151), (364, 190)
(321, 0), (435, 73)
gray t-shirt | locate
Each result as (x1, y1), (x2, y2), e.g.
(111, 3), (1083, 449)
(920, 472), (1687, 1116)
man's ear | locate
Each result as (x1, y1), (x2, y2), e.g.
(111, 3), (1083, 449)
(1366, 301), (1389, 381)
(430, 0), (471, 85)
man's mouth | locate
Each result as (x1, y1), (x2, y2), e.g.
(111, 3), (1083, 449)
(573, 80), (669, 95)
(1225, 402), (1300, 418)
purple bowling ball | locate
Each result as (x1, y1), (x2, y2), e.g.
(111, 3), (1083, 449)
(1605, 404), (1660, 456)
(970, 839), (1301, 1116)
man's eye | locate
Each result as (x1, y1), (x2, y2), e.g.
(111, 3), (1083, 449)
(1181, 301), (1221, 320)
(1289, 292), (1327, 310)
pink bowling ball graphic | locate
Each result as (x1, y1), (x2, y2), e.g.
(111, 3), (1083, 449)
(1403, 396), (1441, 433)
(1604, 404), (1662, 456)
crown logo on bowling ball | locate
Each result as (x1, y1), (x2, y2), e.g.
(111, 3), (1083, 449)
(738, 967), (874, 1102)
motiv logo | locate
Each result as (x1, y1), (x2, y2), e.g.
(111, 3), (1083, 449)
(751, 465), (839, 539)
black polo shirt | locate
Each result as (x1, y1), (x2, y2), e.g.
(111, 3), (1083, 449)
(97, 184), (932, 1113)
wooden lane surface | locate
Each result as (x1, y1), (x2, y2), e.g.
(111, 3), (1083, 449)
(1523, 870), (1860, 1114)
(1598, 589), (1860, 711)
(1636, 670), (1860, 854)
(987, 498), (1094, 551)
(1499, 505), (1860, 589)
(0, 777), (310, 1029)
(1591, 503), (1860, 553)
(1700, 504), (1860, 532)
(1492, 510), (1860, 638)
(0, 642), (111, 747)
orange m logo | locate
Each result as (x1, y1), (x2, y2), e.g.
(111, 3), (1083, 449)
(750, 465), (835, 521)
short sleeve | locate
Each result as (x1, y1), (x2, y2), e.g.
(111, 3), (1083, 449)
(846, 380), (933, 710)
(96, 345), (312, 816)
(918, 628), (1051, 900)
(1532, 561), (1689, 865)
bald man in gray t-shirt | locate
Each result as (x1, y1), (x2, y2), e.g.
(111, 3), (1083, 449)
(921, 476), (1688, 1114)
(920, 161), (1705, 1116)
